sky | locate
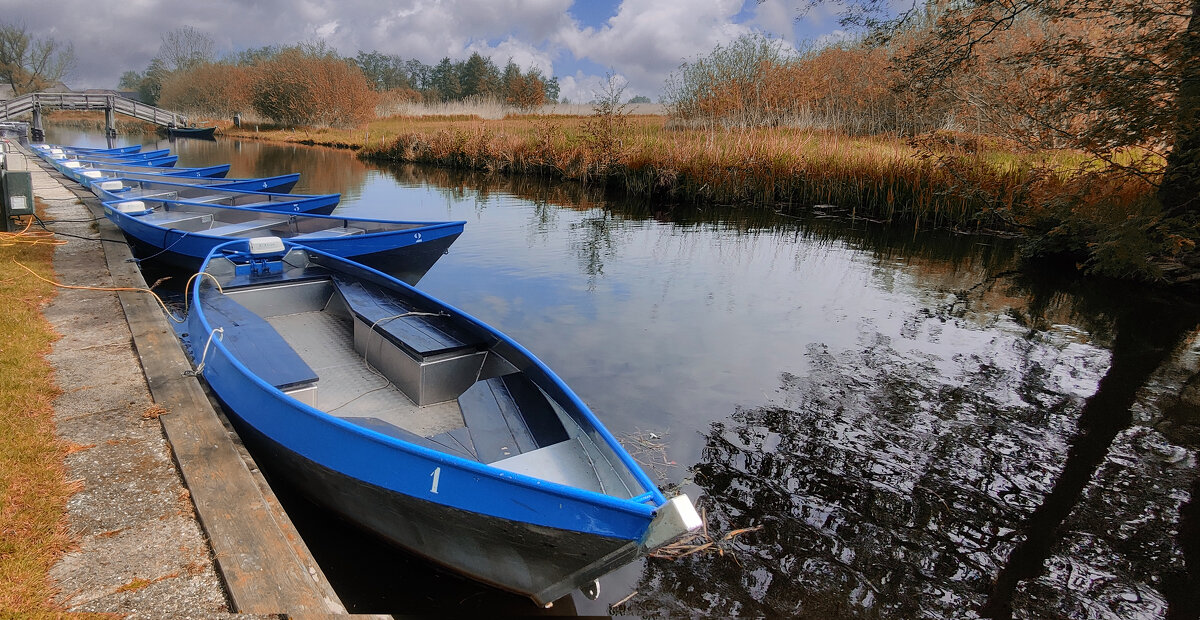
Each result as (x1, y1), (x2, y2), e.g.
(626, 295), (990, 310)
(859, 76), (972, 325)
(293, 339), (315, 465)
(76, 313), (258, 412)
(0, 0), (848, 103)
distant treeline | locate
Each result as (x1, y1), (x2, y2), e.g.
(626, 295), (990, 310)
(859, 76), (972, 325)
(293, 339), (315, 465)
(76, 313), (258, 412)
(349, 50), (559, 107)
(119, 33), (559, 126)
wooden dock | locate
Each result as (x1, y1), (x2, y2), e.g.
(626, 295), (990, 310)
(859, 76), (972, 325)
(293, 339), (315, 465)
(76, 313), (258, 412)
(27, 150), (360, 616)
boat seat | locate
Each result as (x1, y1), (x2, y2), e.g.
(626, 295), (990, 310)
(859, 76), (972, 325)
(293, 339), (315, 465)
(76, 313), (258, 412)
(127, 190), (183, 200)
(174, 193), (226, 204)
(331, 274), (487, 405)
(457, 374), (569, 464)
(204, 217), (287, 237)
(292, 226), (366, 239)
(200, 292), (319, 391)
(138, 211), (215, 231)
(332, 274), (482, 359)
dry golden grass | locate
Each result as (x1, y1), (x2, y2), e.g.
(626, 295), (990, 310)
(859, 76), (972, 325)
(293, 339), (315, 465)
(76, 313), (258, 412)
(40, 110), (158, 135)
(218, 110), (1155, 241)
(0, 202), (73, 614)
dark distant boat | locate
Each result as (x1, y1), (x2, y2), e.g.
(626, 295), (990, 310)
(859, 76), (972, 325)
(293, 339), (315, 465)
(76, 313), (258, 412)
(185, 238), (702, 606)
(167, 125), (217, 139)
(102, 197), (462, 276)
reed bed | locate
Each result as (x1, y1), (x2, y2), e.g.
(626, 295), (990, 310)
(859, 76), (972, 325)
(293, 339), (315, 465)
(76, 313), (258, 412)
(342, 116), (1100, 232)
(220, 112), (1156, 239)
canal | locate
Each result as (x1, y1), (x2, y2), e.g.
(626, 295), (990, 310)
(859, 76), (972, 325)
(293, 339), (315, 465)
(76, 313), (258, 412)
(47, 127), (1200, 618)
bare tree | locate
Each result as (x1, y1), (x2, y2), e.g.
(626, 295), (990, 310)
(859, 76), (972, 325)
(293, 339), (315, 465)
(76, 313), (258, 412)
(157, 26), (214, 72)
(0, 21), (74, 95)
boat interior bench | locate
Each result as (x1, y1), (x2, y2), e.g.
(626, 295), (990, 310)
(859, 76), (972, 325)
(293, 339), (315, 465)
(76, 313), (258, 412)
(175, 193), (225, 204)
(331, 274), (489, 406)
(130, 190), (183, 200)
(204, 217), (288, 237)
(456, 374), (570, 463)
(343, 373), (569, 464)
(293, 226), (365, 239)
(201, 291), (319, 404)
(138, 210), (215, 231)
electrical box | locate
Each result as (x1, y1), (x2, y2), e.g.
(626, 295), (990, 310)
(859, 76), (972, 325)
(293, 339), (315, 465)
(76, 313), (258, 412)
(1, 169), (34, 232)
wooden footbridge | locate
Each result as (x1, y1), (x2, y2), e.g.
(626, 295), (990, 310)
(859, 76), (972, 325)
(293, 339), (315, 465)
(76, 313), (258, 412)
(0, 92), (188, 140)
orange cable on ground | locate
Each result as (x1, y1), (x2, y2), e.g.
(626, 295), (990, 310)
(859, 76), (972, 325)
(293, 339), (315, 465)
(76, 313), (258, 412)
(0, 216), (69, 247)
(12, 259), (185, 323)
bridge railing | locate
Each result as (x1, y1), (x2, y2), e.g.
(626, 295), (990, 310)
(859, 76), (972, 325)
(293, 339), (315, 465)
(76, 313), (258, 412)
(0, 92), (187, 127)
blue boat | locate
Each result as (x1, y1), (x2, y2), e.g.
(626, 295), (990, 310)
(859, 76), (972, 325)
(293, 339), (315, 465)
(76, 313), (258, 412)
(95, 179), (337, 215)
(34, 143), (142, 156)
(186, 238), (701, 605)
(50, 160), (229, 183)
(51, 155), (179, 174)
(102, 197), (462, 277)
(66, 148), (171, 161)
(85, 170), (300, 194)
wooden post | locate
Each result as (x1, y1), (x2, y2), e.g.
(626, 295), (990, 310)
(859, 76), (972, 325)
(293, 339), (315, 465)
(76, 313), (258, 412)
(105, 96), (117, 138)
(30, 104), (43, 142)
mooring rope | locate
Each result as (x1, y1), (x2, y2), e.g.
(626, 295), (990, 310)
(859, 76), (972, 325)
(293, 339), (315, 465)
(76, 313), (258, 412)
(184, 326), (224, 376)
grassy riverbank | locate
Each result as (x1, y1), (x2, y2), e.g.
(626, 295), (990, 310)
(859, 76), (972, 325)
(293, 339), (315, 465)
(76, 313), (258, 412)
(214, 111), (1186, 281)
(42, 110), (159, 135)
(0, 203), (72, 613)
(222, 113), (1155, 229)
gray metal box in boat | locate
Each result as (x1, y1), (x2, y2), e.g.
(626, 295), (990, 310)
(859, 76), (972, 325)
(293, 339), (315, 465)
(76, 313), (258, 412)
(352, 318), (486, 406)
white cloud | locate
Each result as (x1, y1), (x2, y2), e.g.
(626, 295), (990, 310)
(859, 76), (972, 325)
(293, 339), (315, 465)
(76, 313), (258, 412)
(313, 20), (340, 41)
(556, 71), (630, 105)
(0, 0), (821, 97)
(556, 0), (754, 97)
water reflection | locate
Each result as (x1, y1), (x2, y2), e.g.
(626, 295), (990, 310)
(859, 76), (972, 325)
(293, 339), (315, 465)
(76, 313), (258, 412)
(624, 283), (1198, 618)
(42, 126), (1200, 618)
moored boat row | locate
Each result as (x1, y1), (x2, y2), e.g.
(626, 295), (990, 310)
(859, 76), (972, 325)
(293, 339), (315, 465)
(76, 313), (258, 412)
(33, 140), (701, 606)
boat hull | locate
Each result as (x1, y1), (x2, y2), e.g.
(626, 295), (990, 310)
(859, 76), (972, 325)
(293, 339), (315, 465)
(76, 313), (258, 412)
(124, 228), (459, 283)
(185, 242), (696, 607)
(167, 126), (217, 139)
(228, 412), (639, 605)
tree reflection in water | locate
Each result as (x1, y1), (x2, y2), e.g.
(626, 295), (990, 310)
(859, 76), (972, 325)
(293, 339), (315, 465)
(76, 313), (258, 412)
(629, 290), (1199, 619)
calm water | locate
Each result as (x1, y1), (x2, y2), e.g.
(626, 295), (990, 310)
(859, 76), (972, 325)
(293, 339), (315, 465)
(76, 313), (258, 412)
(49, 128), (1200, 618)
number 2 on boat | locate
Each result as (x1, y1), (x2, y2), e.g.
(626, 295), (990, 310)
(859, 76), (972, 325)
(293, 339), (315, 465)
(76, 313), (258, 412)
(430, 467), (441, 494)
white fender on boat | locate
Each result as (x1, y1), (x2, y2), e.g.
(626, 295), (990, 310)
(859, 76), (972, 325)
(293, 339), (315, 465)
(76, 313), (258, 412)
(115, 200), (148, 214)
(640, 494), (703, 551)
(248, 236), (286, 255)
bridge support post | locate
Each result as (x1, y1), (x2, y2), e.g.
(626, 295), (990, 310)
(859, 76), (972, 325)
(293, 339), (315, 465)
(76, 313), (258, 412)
(30, 106), (44, 142)
(105, 105), (117, 138)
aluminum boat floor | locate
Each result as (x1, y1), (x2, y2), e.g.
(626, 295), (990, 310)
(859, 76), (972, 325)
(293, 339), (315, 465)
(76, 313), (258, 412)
(266, 310), (466, 437)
